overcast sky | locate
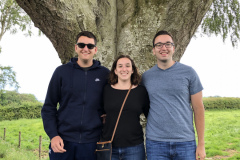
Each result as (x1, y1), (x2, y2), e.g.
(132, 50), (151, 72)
(0, 29), (239, 101)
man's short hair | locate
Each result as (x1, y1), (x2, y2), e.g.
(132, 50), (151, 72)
(152, 30), (174, 47)
(76, 31), (97, 45)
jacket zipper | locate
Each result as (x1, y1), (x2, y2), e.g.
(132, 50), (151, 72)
(79, 70), (88, 143)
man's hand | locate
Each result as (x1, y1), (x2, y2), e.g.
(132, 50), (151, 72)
(101, 114), (106, 124)
(51, 136), (66, 153)
(196, 144), (206, 160)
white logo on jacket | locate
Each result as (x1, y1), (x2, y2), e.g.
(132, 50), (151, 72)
(95, 78), (100, 82)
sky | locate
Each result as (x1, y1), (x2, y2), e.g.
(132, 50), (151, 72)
(0, 28), (239, 101)
(181, 35), (240, 98)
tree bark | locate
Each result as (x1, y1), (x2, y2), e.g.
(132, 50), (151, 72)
(16, 0), (213, 71)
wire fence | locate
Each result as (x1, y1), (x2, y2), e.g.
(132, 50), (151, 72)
(1, 128), (47, 160)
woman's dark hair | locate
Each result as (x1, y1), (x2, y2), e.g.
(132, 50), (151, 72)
(109, 55), (141, 85)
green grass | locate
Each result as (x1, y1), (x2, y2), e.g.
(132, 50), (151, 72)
(0, 110), (240, 159)
(0, 140), (39, 160)
(204, 110), (240, 159)
(0, 118), (49, 159)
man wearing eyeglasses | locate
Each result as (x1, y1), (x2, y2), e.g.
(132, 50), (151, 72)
(142, 30), (206, 160)
(41, 31), (110, 160)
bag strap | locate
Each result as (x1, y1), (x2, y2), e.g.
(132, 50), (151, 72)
(110, 84), (132, 142)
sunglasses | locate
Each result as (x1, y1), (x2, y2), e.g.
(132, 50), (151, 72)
(76, 43), (96, 49)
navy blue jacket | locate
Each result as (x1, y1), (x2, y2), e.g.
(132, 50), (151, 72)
(41, 58), (109, 143)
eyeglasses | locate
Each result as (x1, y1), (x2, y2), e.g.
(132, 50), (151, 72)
(154, 42), (174, 49)
(76, 43), (96, 49)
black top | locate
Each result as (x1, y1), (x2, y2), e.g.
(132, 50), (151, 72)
(101, 84), (150, 147)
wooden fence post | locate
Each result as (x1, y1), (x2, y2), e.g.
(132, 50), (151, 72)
(18, 131), (21, 148)
(39, 136), (42, 160)
(3, 128), (6, 140)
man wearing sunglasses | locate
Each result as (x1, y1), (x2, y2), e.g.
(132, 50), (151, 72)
(142, 30), (206, 160)
(42, 31), (110, 160)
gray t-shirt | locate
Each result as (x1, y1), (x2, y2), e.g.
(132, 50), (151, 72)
(142, 62), (203, 142)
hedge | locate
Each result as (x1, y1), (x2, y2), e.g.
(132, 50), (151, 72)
(0, 102), (43, 121)
(203, 97), (240, 110)
(0, 97), (239, 121)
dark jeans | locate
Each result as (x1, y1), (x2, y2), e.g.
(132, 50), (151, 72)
(111, 142), (146, 160)
(146, 139), (196, 160)
(49, 140), (97, 160)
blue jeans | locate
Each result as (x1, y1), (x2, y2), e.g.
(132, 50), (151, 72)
(146, 139), (196, 160)
(111, 143), (146, 160)
(49, 141), (97, 160)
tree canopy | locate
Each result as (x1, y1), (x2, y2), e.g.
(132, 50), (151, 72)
(0, 0), (33, 52)
(0, 90), (38, 106)
(201, 0), (240, 47)
(0, 65), (19, 91)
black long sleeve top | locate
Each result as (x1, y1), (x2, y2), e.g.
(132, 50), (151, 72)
(101, 84), (150, 147)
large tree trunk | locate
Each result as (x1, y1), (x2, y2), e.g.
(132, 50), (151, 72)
(16, 0), (213, 71)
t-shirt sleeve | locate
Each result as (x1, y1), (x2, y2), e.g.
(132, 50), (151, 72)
(189, 67), (203, 95)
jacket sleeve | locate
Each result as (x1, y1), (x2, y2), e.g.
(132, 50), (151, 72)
(41, 67), (61, 140)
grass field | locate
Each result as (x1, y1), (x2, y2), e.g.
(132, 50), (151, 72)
(0, 140), (40, 160)
(204, 110), (240, 159)
(0, 119), (49, 160)
(0, 110), (240, 160)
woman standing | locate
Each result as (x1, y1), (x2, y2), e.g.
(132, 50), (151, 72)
(101, 55), (149, 160)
